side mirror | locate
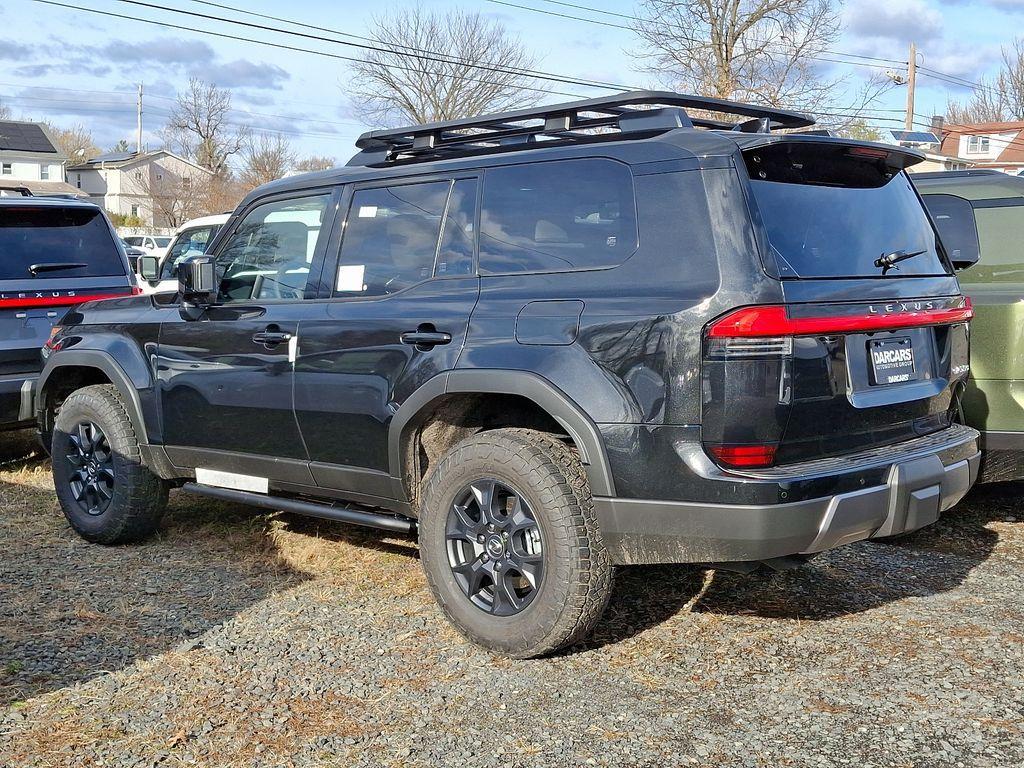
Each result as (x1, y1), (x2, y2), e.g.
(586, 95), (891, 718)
(177, 255), (217, 306)
(138, 254), (160, 283)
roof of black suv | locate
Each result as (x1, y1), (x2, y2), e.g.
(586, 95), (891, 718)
(243, 90), (926, 206)
(0, 194), (103, 210)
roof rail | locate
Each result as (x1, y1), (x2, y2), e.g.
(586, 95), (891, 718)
(350, 90), (815, 165)
(0, 185), (34, 197)
(912, 169), (1006, 180)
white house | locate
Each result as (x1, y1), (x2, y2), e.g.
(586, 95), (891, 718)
(0, 120), (83, 197)
(67, 150), (214, 227)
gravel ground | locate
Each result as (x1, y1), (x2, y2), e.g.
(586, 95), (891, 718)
(1, 455), (1022, 767)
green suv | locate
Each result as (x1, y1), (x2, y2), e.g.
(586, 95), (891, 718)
(917, 170), (1024, 482)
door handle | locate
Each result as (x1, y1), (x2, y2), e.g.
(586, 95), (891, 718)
(253, 330), (293, 345)
(400, 330), (452, 348)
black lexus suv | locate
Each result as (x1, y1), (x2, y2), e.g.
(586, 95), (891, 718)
(1, 194), (137, 435)
(37, 92), (980, 657)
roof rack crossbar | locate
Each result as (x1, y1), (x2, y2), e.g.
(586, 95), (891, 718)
(353, 90), (815, 164)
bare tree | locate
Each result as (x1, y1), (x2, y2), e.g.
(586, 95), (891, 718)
(126, 160), (215, 228)
(632, 0), (844, 113)
(163, 78), (248, 172)
(0, 101), (11, 120)
(947, 39), (1024, 123)
(239, 132), (295, 190)
(293, 155), (335, 172)
(44, 122), (101, 162)
(348, 7), (542, 127)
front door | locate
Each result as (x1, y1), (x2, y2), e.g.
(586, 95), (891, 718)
(156, 190), (338, 482)
(293, 177), (480, 499)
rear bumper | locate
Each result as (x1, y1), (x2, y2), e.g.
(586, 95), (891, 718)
(594, 424), (980, 565)
(0, 373), (36, 430)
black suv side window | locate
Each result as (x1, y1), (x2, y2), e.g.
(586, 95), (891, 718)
(334, 180), (452, 297)
(921, 193), (981, 267)
(215, 194), (330, 302)
(478, 158), (638, 274)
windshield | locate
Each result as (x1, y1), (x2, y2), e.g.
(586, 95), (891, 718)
(746, 143), (949, 278)
(155, 237), (171, 247)
(124, 236), (143, 247)
(160, 224), (221, 280)
(0, 206), (123, 279)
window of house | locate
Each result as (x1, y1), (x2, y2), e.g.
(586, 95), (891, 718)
(334, 181), (451, 297)
(215, 193), (330, 302)
(40, 165), (50, 180)
(1, 163), (11, 175)
(75, 173), (82, 189)
(478, 158), (638, 274)
(966, 135), (991, 154)
(135, 170), (143, 181)
(182, 177), (191, 189)
(130, 204), (139, 217)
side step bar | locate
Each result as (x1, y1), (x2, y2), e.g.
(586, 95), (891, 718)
(181, 482), (417, 535)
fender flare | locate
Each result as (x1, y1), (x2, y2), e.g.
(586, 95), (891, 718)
(389, 369), (615, 497)
(37, 349), (152, 446)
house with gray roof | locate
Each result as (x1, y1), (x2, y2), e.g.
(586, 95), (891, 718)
(0, 119), (84, 197)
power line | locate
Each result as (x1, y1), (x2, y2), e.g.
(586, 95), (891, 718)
(28, 0), (593, 101)
(110, 0), (638, 93)
(485, 0), (906, 73)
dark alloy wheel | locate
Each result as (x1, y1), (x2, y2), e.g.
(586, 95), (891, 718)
(446, 478), (544, 616)
(52, 384), (167, 544)
(65, 421), (115, 516)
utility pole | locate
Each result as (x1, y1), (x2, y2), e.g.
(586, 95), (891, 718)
(136, 83), (144, 154)
(905, 43), (917, 132)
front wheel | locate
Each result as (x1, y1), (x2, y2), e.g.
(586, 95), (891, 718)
(52, 384), (168, 544)
(418, 428), (612, 658)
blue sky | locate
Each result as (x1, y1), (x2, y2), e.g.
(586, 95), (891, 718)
(0, 0), (1019, 163)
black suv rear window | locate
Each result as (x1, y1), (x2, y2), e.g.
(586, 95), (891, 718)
(746, 143), (949, 278)
(0, 206), (123, 279)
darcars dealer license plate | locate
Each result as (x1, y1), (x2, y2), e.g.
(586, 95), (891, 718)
(869, 338), (917, 385)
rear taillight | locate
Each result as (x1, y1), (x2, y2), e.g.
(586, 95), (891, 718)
(0, 290), (137, 309)
(706, 298), (973, 338)
(708, 444), (778, 469)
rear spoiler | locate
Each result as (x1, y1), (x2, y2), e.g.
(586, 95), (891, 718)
(735, 134), (925, 172)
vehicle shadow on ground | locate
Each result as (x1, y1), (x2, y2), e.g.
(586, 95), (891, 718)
(0, 459), (311, 706)
(583, 482), (1019, 651)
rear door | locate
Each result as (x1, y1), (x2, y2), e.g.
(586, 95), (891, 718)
(155, 190), (338, 483)
(0, 203), (133, 380)
(293, 175), (479, 500)
(702, 141), (971, 467)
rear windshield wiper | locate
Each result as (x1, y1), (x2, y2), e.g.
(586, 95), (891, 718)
(28, 262), (89, 275)
(874, 249), (926, 275)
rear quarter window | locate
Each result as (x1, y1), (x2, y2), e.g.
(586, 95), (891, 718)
(0, 206), (124, 279)
(478, 158), (638, 274)
(920, 193), (981, 268)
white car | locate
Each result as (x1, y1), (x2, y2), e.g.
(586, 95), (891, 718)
(123, 234), (172, 257)
(136, 214), (230, 294)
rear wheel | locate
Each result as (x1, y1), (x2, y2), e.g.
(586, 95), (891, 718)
(418, 428), (612, 658)
(52, 384), (167, 544)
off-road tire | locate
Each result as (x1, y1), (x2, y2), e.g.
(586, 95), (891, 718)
(419, 428), (613, 658)
(52, 384), (168, 544)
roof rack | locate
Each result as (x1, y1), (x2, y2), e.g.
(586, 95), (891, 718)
(0, 185), (34, 197)
(351, 90), (815, 165)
